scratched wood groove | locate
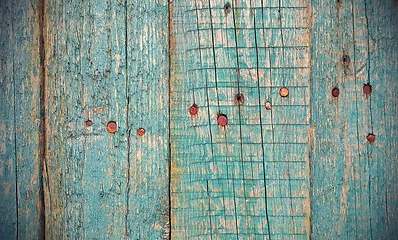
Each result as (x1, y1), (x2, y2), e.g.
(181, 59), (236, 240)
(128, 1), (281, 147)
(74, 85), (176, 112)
(0, 0), (397, 239)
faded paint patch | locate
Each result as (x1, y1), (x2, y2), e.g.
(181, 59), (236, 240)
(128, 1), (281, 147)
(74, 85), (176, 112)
(0, 124), (6, 155)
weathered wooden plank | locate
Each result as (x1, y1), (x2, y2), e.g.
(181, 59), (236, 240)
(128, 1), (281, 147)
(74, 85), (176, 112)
(0, 0), (17, 238)
(125, 0), (170, 238)
(171, 0), (311, 239)
(11, 0), (44, 238)
(1, 0), (397, 238)
(310, 0), (398, 238)
(44, 0), (129, 238)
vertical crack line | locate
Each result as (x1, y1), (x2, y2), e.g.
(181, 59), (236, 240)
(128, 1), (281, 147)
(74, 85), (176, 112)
(231, 0), (249, 232)
(364, 0), (374, 133)
(350, 0), (360, 238)
(168, 0), (172, 238)
(253, 1), (271, 238)
(193, 0), (226, 236)
(11, 0), (19, 237)
(124, 0), (130, 236)
(38, 0), (47, 238)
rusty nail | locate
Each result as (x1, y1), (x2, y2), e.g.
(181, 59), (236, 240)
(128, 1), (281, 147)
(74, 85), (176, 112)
(265, 101), (272, 110)
(217, 114), (228, 126)
(366, 133), (375, 143)
(235, 93), (244, 104)
(107, 121), (117, 133)
(363, 84), (372, 95)
(342, 54), (350, 66)
(332, 87), (340, 98)
(189, 104), (198, 116)
(86, 120), (93, 127)
(224, 2), (231, 14)
(137, 128), (146, 136)
(279, 87), (289, 98)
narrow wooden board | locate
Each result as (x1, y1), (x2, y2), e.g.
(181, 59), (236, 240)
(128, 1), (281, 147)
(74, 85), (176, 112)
(0, 0), (18, 238)
(0, 0), (44, 238)
(310, 0), (398, 238)
(125, 0), (170, 238)
(170, 0), (311, 239)
(44, 0), (131, 238)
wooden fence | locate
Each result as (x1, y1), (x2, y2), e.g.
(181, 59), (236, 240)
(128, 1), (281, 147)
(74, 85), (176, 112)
(0, 0), (397, 239)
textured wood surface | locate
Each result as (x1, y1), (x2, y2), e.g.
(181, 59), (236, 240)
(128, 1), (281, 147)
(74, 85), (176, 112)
(0, 0), (43, 238)
(310, 0), (398, 238)
(1, 0), (169, 238)
(0, 0), (397, 239)
(170, 0), (311, 239)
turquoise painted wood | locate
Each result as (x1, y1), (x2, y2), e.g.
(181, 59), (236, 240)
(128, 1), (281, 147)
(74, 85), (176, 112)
(310, 0), (398, 238)
(0, 1), (17, 238)
(170, 0), (311, 238)
(1, 0), (397, 239)
(44, 0), (129, 238)
(1, 0), (43, 238)
(1, 0), (170, 238)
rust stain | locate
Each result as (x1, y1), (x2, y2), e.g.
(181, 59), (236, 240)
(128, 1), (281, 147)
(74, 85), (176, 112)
(217, 114), (228, 126)
(137, 128), (145, 136)
(234, 93), (244, 105)
(189, 104), (198, 116)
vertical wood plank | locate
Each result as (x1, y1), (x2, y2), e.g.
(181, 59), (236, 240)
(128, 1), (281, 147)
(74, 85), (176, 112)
(171, 0), (311, 239)
(0, 0), (17, 238)
(126, 0), (170, 238)
(12, 0), (43, 238)
(44, 0), (129, 238)
(310, 0), (398, 238)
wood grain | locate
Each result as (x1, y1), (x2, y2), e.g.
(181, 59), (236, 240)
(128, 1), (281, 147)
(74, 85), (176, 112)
(0, 0), (397, 239)
(0, 0), (18, 238)
(43, 0), (170, 238)
(0, 0), (43, 238)
(310, 0), (398, 238)
(170, 0), (311, 239)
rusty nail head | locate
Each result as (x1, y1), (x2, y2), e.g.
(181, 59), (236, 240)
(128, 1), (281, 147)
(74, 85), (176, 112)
(366, 133), (375, 143)
(217, 114), (228, 126)
(342, 54), (350, 66)
(265, 101), (272, 110)
(224, 2), (231, 14)
(137, 128), (146, 136)
(332, 87), (340, 97)
(279, 87), (289, 97)
(107, 121), (117, 133)
(86, 120), (93, 127)
(189, 104), (198, 116)
(363, 84), (372, 95)
(235, 93), (244, 104)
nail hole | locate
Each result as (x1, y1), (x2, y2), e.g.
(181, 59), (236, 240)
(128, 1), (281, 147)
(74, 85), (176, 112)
(279, 87), (289, 97)
(265, 101), (272, 110)
(137, 128), (146, 136)
(107, 121), (117, 133)
(189, 104), (199, 116)
(366, 133), (375, 143)
(235, 93), (244, 104)
(224, 2), (231, 14)
(342, 55), (350, 66)
(363, 84), (372, 95)
(332, 87), (340, 97)
(86, 120), (93, 127)
(217, 114), (228, 126)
